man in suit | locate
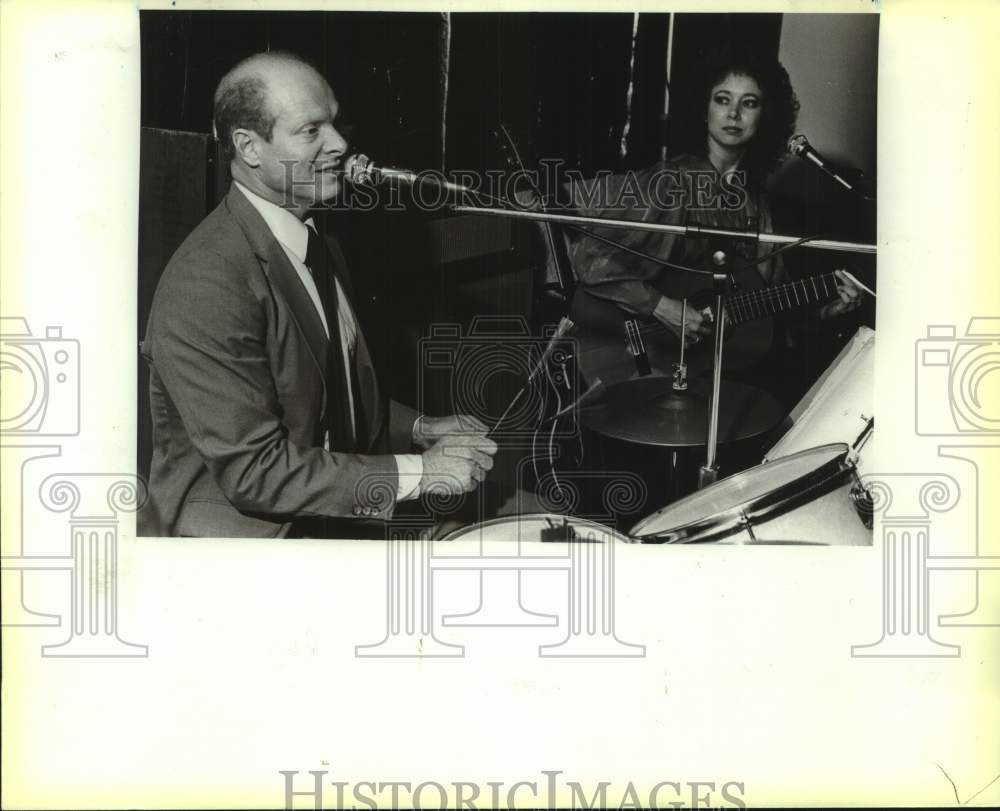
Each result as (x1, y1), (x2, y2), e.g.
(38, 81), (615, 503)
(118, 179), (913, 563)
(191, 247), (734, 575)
(141, 51), (497, 537)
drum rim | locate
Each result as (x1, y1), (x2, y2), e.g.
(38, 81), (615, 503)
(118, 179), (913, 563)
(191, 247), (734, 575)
(632, 443), (857, 544)
(440, 512), (632, 543)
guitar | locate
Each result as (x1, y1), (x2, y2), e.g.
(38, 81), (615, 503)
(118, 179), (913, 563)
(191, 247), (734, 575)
(569, 263), (845, 385)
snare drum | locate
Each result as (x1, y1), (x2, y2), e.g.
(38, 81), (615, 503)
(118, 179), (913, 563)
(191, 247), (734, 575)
(441, 513), (631, 544)
(631, 444), (871, 545)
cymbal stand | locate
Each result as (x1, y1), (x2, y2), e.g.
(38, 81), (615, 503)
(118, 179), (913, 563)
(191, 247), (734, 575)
(698, 253), (730, 489)
(672, 299), (689, 392)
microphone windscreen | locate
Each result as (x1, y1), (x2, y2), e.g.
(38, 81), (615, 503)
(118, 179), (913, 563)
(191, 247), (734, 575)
(787, 134), (808, 156)
(345, 153), (373, 185)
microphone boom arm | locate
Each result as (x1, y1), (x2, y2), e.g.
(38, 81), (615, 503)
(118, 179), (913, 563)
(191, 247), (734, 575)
(450, 205), (876, 255)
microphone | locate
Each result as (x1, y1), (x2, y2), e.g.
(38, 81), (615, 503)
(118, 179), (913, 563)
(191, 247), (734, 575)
(344, 153), (474, 194)
(786, 134), (858, 192)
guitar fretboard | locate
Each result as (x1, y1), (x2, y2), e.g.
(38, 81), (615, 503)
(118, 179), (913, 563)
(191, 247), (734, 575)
(725, 272), (839, 325)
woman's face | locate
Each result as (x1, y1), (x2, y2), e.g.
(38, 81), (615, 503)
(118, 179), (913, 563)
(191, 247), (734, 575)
(706, 72), (764, 153)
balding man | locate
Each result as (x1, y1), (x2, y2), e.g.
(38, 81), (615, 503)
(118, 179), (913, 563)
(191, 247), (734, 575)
(141, 52), (496, 537)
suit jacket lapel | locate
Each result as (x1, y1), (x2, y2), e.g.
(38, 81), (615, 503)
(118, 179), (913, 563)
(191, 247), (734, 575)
(224, 186), (329, 383)
(225, 187), (382, 450)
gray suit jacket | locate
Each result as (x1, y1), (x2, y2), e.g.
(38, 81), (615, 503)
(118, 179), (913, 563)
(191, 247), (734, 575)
(141, 185), (418, 537)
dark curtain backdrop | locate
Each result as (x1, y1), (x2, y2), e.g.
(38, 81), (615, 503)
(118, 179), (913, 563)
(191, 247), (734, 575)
(140, 12), (787, 174)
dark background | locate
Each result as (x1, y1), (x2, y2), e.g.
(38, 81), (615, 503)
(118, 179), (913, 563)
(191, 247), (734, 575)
(140, 12), (787, 175)
(137, 11), (877, 480)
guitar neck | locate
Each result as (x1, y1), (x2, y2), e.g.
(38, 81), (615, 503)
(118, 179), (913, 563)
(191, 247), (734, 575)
(726, 272), (839, 325)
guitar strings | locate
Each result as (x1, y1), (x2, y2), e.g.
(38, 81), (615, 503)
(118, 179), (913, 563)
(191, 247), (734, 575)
(468, 170), (842, 344)
(627, 270), (841, 340)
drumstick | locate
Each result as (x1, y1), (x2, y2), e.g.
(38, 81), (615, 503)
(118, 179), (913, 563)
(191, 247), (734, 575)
(544, 377), (605, 422)
(488, 389), (525, 439)
(489, 317), (574, 439)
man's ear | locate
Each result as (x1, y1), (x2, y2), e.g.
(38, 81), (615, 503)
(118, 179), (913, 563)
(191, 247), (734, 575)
(232, 129), (261, 168)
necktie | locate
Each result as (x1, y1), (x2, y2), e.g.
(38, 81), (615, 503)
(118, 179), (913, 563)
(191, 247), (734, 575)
(305, 225), (364, 451)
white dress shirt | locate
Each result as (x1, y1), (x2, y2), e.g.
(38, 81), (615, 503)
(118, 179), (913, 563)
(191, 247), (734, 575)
(233, 182), (422, 501)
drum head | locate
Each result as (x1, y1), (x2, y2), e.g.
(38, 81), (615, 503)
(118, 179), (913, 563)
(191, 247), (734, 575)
(441, 513), (631, 544)
(631, 444), (850, 541)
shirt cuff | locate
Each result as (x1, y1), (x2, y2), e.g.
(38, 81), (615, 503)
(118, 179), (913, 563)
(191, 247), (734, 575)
(395, 454), (424, 501)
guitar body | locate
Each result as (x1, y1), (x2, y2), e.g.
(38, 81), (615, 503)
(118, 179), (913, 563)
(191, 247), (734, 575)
(569, 265), (775, 385)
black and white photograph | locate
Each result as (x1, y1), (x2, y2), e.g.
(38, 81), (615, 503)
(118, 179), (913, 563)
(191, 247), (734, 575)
(136, 10), (878, 543)
(2, 1), (998, 809)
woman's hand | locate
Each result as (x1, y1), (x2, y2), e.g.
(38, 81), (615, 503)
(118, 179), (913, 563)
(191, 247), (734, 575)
(652, 296), (715, 347)
(819, 270), (864, 319)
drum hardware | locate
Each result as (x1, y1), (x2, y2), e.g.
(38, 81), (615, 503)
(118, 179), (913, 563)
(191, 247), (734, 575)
(738, 510), (757, 542)
(698, 260), (730, 489)
(849, 482), (875, 530)
(629, 444), (872, 546)
(671, 362), (689, 392)
(671, 298), (689, 392)
(846, 415), (876, 528)
(847, 415), (875, 468)
(541, 516), (585, 543)
(442, 513), (632, 544)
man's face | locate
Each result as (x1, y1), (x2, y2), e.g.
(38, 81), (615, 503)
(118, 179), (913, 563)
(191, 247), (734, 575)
(251, 62), (348, 211)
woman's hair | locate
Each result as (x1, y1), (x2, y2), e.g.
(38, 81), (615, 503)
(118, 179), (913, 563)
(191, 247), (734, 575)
(679, 47), (799, 183)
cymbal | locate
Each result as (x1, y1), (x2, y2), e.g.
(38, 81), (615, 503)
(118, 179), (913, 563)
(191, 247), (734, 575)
(580, 376), (785, 448)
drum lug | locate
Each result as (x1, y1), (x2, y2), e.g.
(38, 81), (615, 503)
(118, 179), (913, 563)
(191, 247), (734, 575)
(849, 482), (875, 530)
(739, 510), (758, 542)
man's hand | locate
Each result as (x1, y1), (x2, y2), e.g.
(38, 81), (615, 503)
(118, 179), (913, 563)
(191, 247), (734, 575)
(819, 269), (864, 319)
(412, 414), (490, 450)
(419, 432), (498, 496)
(652, 296), (714, 347)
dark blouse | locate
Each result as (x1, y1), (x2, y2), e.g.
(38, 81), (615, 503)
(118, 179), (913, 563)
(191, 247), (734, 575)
(566, 153), (785, 317)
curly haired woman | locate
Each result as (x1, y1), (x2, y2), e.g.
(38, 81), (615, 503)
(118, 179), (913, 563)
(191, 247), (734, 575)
(568, 48), (862, 365)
